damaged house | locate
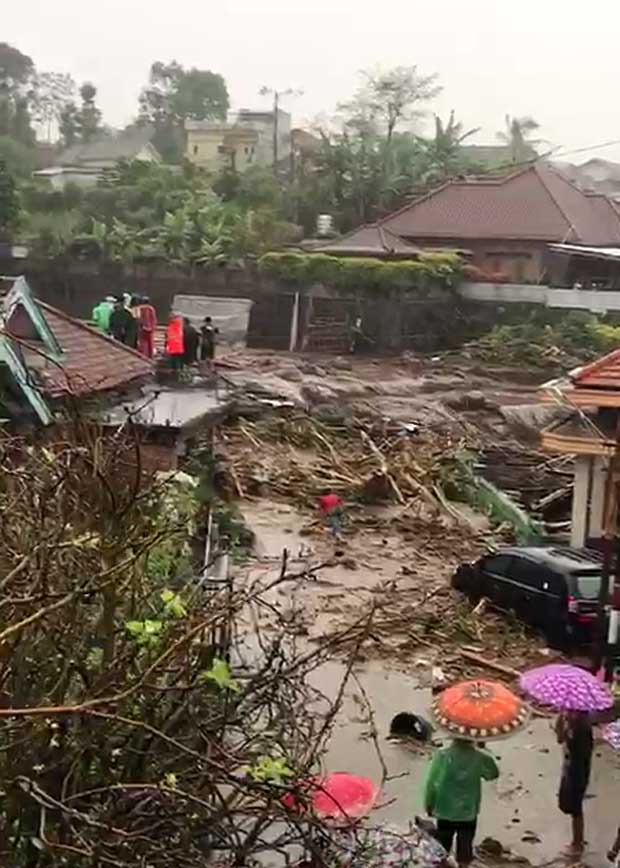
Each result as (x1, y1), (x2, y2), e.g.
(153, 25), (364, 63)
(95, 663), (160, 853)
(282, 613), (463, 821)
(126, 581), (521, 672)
(0, 276), (152, 426)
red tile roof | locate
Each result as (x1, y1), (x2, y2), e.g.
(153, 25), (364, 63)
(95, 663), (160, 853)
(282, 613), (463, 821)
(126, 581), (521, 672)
(313, 223), (421, 258)
(571, 349), (620, 389)
(382, 163), (620, 244)
(35, 302), (152, 398)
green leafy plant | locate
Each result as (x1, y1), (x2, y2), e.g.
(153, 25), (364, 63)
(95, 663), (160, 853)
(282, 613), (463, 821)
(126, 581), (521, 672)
(160, 588), (187, 619)
(126, 619), (164, 648)
(240, 755), (295, 784)
(199, 657), (240, 692)
(258, 250), (462, 292)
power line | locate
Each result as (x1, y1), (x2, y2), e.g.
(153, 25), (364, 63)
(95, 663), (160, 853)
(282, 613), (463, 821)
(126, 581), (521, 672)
(548, 139), (620, 160)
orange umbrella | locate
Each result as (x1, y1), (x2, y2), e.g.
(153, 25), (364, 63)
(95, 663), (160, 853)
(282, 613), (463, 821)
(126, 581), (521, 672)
(431, 679), (529, 740)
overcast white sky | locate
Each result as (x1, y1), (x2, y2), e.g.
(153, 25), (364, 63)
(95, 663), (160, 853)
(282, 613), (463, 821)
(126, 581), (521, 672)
(5, 0), (620, 162)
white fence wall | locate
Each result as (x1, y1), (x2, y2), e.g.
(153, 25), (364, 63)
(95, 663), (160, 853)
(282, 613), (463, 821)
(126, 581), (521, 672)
(460, 283), (620, 313)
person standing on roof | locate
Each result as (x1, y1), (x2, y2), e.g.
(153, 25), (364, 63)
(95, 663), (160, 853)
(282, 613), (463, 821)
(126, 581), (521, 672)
(136, 295), (157, 358)
(183, 317), (199, 366)
(92, 296), (115, 332)
(165, 312), (184, 371)
(199, 316), (218, 373)
(108, 297), (134, 344)
(122, 296), (139, 349)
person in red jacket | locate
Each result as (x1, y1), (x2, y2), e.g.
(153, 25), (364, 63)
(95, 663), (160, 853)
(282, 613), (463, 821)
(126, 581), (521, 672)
(137, 296), (157, 358)
(165, 313), (184, 369)
(317, 492), (344, 539)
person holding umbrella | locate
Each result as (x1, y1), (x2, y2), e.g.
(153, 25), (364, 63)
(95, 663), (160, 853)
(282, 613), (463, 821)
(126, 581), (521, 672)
(555, 710), (592, 857)
(426, 680), (529, 867)
(520, 663), (615, 858)
(423, 738), (498, 867)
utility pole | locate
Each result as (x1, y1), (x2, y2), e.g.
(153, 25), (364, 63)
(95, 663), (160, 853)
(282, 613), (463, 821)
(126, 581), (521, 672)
(273, 90), (280, 170)
(259, 86), (303, 174)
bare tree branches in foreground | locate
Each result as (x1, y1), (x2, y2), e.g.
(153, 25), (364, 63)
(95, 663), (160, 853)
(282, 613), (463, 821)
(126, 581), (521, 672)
(0, 422), (374, 867)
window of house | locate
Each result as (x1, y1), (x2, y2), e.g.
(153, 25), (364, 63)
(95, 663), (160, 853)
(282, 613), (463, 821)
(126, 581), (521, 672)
(485, 251), (531, 282)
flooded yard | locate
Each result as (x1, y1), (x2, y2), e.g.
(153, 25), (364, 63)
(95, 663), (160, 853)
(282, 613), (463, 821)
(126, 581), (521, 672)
(237, 497), (620, 868)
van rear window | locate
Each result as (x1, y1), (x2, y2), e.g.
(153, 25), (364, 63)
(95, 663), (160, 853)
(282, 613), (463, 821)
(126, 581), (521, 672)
(572, 572), (602, 600)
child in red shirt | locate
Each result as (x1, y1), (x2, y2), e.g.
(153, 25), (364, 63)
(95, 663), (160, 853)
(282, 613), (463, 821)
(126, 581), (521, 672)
(317, 493), (344, 538)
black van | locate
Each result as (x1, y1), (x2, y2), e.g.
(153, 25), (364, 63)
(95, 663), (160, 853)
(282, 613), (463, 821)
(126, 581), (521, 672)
(452, 546), (604, 645)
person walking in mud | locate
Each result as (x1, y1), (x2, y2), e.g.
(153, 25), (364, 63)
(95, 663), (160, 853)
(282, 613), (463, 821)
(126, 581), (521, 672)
(424, 737), (499, 868)
(555, 710), (592, 857)
(317, 492), (344, 540)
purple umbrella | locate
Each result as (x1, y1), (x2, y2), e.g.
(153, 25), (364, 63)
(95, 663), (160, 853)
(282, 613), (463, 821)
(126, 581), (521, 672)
(603, 720), (620, 750)
(519, 663), (613, 712)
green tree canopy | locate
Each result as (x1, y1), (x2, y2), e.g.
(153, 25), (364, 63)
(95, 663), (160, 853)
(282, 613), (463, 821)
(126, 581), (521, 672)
(0, 43), (36, 145)
(77, 81), (102, 143)
(0, 158), (20, 240)
(139, 60), (229, 162)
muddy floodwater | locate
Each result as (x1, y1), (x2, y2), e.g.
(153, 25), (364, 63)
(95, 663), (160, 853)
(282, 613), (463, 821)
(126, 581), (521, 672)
(319, 661), (620, 867)
(240, 500), (620, 867)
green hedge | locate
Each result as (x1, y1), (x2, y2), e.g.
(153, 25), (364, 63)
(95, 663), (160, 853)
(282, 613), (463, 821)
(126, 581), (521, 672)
(257, 251), (463, 292)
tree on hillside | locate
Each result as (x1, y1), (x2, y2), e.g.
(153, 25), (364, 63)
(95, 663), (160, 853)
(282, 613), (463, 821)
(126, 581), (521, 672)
(341, 65), (442, 144)
(0, 42), (34, 95)
(337, 65), (441, 211)
(139, 60), (229, 162)
(497, 115), (542, 163)
(31, 71), (76, 140)
(59, 101), (80, 146)
(77, 81), (102, 143)
(0, 43), (36, 145)
(0, 158), (20, 240)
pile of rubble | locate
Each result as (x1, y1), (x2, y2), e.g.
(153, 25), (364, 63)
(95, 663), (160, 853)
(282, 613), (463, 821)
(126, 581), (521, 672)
(319, 573), (553, 682)
(219, 414), (478, 526)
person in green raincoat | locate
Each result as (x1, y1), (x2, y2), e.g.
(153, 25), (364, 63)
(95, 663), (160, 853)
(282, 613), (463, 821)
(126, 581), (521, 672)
(92, 296), (115, 332)
(424, 738), (499, 868)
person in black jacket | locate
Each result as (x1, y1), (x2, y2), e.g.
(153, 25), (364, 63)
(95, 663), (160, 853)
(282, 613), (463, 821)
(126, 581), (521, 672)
(182, 318), (199, 365)
(108, 298), (133, 344)
(556, 711), (593, 857)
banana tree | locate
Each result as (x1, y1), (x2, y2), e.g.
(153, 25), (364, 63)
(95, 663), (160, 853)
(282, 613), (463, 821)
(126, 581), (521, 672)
(156, 208), (193, 265)
(107, 218), (145, 265)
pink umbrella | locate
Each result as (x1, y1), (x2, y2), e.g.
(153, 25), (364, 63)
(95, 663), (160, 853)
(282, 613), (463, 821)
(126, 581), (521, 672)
(519, 663), (613, 712)
(283, 772), (379, 822)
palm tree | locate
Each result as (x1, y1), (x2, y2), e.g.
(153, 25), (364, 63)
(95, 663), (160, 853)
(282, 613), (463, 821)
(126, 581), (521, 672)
(422, 111), (480, 181)
(497, 115), (541, 163)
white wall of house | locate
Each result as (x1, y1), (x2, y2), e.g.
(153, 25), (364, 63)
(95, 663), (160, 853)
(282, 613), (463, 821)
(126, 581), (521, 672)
(570, 455), (609, 547)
